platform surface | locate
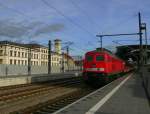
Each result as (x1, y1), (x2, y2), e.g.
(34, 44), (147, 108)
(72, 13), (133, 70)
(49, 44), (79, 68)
(54, 73), (150, 114)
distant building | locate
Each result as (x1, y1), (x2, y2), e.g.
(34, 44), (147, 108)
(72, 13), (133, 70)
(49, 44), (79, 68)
(54, 39), (61, 54)
(63, 53), (76, 70)
(0, 40), (76, 69)
(72, 56), (83, 70)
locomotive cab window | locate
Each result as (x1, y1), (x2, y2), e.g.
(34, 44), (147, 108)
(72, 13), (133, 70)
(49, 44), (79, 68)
(86, 55), (93, 62)
(96, 55), (104, 61)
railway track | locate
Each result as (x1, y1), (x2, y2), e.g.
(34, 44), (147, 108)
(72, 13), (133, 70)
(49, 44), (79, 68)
(0, 77), (79, 92)
(12, 86), (94, 114)
(0, 77), (81, 102)
(0, 77), (78, 93)
(0, 77), (94, 114)
(11, 74), (129, 114)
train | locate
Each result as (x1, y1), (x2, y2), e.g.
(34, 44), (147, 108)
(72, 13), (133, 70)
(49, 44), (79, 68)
(82, 48), (133, 86)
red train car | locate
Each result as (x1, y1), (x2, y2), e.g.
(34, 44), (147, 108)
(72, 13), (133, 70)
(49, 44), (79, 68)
(83, 48), (125, 85)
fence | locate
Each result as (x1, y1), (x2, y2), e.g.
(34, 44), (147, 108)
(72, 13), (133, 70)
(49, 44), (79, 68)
(0, 64), (81, 76)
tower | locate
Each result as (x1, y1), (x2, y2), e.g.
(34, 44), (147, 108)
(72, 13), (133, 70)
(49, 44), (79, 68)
(54, 39), (61, 54)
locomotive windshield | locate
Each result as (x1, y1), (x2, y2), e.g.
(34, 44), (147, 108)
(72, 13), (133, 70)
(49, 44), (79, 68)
(96, 55), (104, 61)
(86, 55), (93, 62)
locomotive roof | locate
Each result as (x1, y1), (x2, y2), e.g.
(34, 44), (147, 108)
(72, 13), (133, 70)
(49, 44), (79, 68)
(86, 48), (113, 54)
(86, 48), (123, 61)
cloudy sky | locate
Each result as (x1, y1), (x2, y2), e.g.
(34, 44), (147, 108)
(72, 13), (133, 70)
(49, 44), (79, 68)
(0, 0), (149, 55)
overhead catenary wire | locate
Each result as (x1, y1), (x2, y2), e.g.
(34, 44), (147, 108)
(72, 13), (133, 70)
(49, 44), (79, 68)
(0, 2), (37, 42)
(0, 2), (28, 18)
(0, 1), (141, 55)
(1, 0), (97, 51)
(68, 0), (101, 31)
(40, 0), (96, 39)
(101, 14), (138, 34)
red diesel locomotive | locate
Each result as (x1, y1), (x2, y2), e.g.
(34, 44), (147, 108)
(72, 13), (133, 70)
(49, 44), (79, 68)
(83, 48), (127, 85)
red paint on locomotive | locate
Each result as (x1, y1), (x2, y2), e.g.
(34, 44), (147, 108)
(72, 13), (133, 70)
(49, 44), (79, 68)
(83, 48), (127, 84)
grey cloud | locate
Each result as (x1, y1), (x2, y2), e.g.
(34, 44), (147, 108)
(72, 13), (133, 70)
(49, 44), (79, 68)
(0, 20), (45, 39)
(33, 23), (65, 36)
(0, 19), (64, 41)
(0, 20), (29, 38)
(26, 21), (44, 29)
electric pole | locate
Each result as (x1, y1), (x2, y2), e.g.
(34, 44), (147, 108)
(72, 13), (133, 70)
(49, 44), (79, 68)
(48, 40), (51, 74)
(98, 36), (103, 50)
(100, 36), (103, 50)
(62, 41), (73, 71)
(28, 47), (31, 76)
(145, 23), (148, 64)
(62, 52), (65, 73)
(138, 12), (143, 68)
(141, 23), (147, 64)
(66, 46), (69, 71)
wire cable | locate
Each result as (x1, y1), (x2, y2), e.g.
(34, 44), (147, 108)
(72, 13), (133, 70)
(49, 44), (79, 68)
(101, 14), (137, 34)
(69, 0), (101, 31)
(0, 2), (30, 19)
(40, 0), (96, 39)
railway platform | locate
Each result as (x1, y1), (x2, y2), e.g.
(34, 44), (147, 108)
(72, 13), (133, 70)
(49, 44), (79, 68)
(0, 71), (81, 87)
(54, 72), (150, 114)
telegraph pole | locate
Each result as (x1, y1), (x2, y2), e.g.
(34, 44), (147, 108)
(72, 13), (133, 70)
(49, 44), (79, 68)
(145, 23), (148, 64)
(62, 41), (73, 71)
(48, 40), (51, 74)
(28, 47), (31, 76)
(99, 36), (103, 50)
(62, 52), (65, 73)
(141, 23), (148, 64)
(138, 12), (143, 68)
(66, 46), (69, 71)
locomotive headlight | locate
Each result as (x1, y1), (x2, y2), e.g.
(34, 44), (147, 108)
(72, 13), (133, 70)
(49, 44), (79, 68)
(97, 68), (105, 71)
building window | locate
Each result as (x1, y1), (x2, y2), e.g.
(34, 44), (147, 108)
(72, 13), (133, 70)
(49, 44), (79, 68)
(25, 60), (27, 65)
(31, 53), (33, 59)
(22, 60), (24, 65)
(18, 52), (20, 57)
(14, 51), (17, 57)
(14, 60), (16, 65)
(0, 59), (3, 64)
(34, 54), (36, 59)
(10, 59), (13, 64)
(22, 52), (24, 58)
(10, 50), (13, 56)
(0, 50), (3, 56)
(25, 53), (27, 58)
(18, 60), (20, 65)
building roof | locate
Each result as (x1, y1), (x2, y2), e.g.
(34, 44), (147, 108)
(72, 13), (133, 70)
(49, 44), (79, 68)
(54, 39), (61, 42)
(0, 40), (74, 59)
(0, 40), (27, 48)
(63, 53), (74, 61)
(0, 40), (49, 49)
